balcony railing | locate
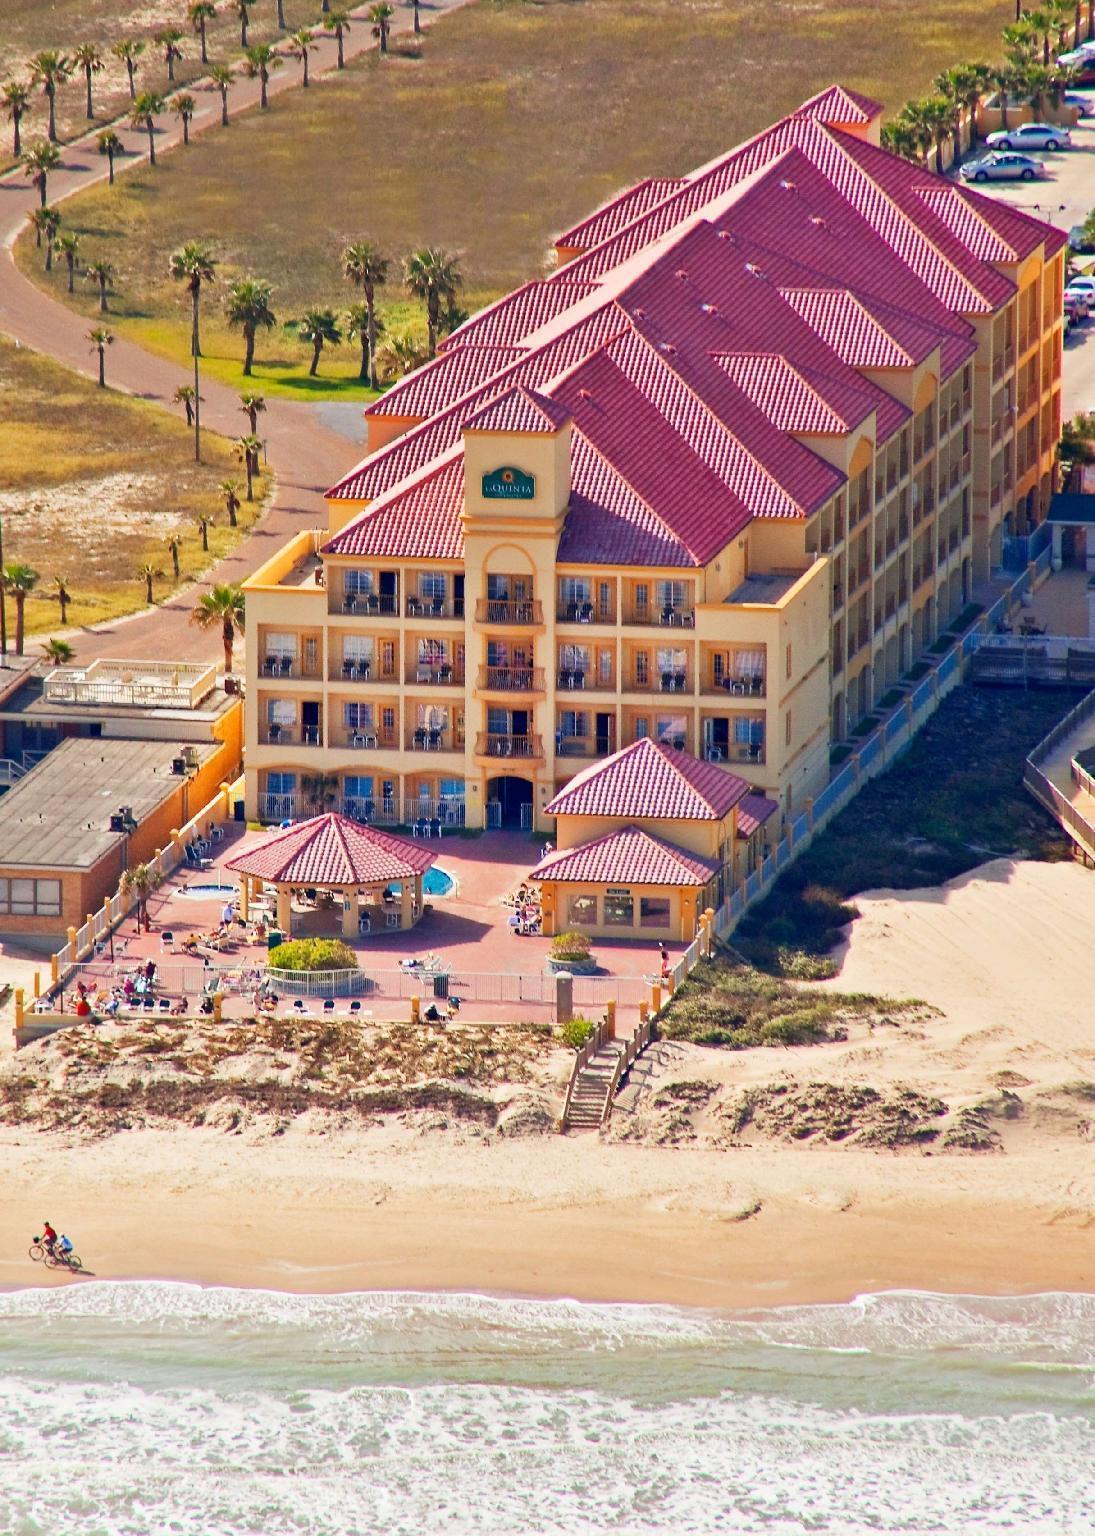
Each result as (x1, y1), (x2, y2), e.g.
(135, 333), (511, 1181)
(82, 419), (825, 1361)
(260, 655), (321, 679)
(408, 664), (463, 686)
(476, 597), (544, 626)
(557, 668), (589, 690)
(337, 592), (399, 616)
(405, 595), (463, 620)
(407, 728), (460, 752)
(556, 600), (616, 625)
(259, 792), (297, 821)
(555, 736), (603, 758)
(623, 606), (695, 628)
(476, 732), (544, 760)
(702, 740), (765, 765)
(709, 674), (766, 697)
(261, 722), (322, 746)
(333, 659), (376, 683)
(337, 728), (398, 751)
(477, 665), (545, 692)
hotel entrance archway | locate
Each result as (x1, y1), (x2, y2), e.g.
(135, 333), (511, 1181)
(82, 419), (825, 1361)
(486, 774), (534, 829)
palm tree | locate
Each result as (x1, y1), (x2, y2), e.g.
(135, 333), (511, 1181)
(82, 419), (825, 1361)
(235, 0), (255, 48)
(112, 39), (145, 101)
(88, 326), (113, 387)
(189, 0), (217, 63)
(165, 532), (183, 579)
(370, 3), (393, 55)
(2, 80), (30, 157)
(190, 582), (245, 675)
(49, 575), (72, 625)
(302, 772), (339, 813)
(174, 92), (196, 144)
(72, 43), (103, 119)
(286, 308), (342, 375)
(174, 383), (196, 424)
(169, 241), (217, 358)
(56, 230), (80, 293)
(129, 92), (165, 166)
(28, 204), (60, 256)
(347, 303), (373, 383)
(219, 478), (242, 526)
(994, 63), (1028, 130)
(28, 52), (71, 141)
(85, 258), (115, 313)
(236, 433), (262, 499)
(880, 119), (921, 163)
(1024, 62), (1053, 119)
(376, 329), (427, 379)
(137, 561), (163, 605)
(412, 0), (421, 36)
(194, 510), (213, 551)
(342, 239), (388, 388)
(894, 102), (934, 164)
(225, 276), (276, 374)
(243, 43), (282, 109)
(288, 28), (316, 85)
(239, 390), (267, 433)
(22, 140), (61, 206)
(324, 10), (351, 67)
(2, 563), (38, 654)
(403, 247), (462, 359)
(156, 27), (186, 83)
(120, 862), (162, 932)
(209, 63), (233, 127)
(41, 637), (74, 666)
(97, 127), (123, 183)
(918, 95), (953, 171)
(276, 0), (288, 27)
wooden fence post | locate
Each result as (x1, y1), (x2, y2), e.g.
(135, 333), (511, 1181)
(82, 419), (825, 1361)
(604, 998), (616, 1039)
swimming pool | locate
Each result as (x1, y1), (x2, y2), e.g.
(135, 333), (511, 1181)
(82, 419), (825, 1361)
(176, 883), (236, 901)
(422, 867), (454, 897)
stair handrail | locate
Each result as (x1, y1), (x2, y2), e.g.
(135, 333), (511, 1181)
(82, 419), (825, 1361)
(560, 1017), (609, 1126)
(600, 1018), (655, 1127)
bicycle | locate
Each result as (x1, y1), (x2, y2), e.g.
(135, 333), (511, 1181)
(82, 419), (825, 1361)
(29, 1237), (83, 1272)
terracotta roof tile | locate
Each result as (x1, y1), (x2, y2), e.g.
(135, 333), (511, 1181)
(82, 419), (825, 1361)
(546, 737), (749, 820)
(736, 793), (779, 838)
(463, 384), (571, 434)
(444, 279), (601, 350)
(323, 454), (464, 560)
(226, 813), (436, 885)
(530, 824), (719, 886)
(365, 345), (525, 420)
(555, 177), (689, 251)
(794, 84), (884, 125)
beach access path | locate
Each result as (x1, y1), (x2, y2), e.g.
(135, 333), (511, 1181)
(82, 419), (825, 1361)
(0, 0), (468, 665)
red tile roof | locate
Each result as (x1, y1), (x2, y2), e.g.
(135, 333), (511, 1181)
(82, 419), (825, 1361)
(736, 793), (779, 838)
(546, 737), (749, 820)
(323, 454), (464, 560)
(463, 384), (571, 434)
(226, 813), (436, 886)
(555, 177), (689, 252)
(365, 345), (525, 421)
(794, 84), (884, 125)
(530, 825), (719, 887)
(444, 279), (601, 350)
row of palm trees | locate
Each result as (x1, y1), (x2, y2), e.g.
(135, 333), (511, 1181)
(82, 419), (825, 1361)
(4, 0), (410, 163)
(881, 1), (1094, 166)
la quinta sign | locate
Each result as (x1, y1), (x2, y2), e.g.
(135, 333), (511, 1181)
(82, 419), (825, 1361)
(482, 465), (535, 500)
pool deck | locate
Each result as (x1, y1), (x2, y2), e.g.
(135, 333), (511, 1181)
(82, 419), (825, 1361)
(58, 827), (681, 1024)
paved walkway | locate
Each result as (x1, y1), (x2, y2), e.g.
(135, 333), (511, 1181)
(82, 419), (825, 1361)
(0, 0), (467, 665)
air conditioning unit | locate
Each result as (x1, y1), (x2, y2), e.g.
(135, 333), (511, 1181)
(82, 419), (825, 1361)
(224, 676), (239, 695)
(171, 757), (187, 776)
(182, 745), (200, 767)
(109, 813), (125, 832)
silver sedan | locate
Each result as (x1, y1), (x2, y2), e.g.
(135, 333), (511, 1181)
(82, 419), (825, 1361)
(985, 122), (1072, 151)
(960, 152), (1048, 183)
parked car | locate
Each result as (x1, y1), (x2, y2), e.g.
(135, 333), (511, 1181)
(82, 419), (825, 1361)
(1066, 275), (1095, 299)
(1065, 291), (1089, 321)
(1064, 92), (1093, 117)
(1065, 55), (1095, 83)
(959, 152), (1048, 182)
(1069, 224), (1095, 252)
(1056, 44), (1095, 66)
(985, 122), (1072, 151)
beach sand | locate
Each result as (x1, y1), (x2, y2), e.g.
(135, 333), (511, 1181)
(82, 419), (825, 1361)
(2, 857), (1093, 1308)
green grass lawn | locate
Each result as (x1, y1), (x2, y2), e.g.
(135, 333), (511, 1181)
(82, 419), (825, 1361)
(14, 0), (1016, 400)
(735, 685), (1075, 978)
(0, 336), (262, 646)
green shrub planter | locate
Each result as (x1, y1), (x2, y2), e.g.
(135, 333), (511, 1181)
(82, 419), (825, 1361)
(546, 953), (598, 975)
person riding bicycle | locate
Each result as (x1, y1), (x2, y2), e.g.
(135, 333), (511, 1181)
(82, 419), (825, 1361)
(57, 1234), (74, 1259)
(41, 1220), (57, 1256)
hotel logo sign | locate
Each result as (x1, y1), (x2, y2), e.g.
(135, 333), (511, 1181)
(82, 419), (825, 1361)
(482, 465), (535, 501)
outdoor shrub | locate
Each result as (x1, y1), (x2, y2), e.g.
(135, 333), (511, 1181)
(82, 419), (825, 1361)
(560, 1016), (595, 1049)
(550, 930), (592, 961)
(268, 937), (359, 972)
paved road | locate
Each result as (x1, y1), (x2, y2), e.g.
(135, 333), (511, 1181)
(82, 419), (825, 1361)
(0, 0), (466, 664)
(954, 108), (1095, 419)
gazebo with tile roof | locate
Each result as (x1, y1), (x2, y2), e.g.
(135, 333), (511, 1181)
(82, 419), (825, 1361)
(226, 813), (436, 939)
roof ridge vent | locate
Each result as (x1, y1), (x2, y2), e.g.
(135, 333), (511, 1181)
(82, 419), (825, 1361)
(808, 214), (828, 228)
(779, 178), (796, 190)
(658, 341), (678, 354)
(716, 229), (736, 243)
(577, 387), (593, 399)
(700, 302), (719, 315)
(744, 262), (765, 278)
(674, 267), (689, 279)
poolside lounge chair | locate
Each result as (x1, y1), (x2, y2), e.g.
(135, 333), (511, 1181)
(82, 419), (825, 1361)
(349, 1000), (361, 1015)
(160, 931), (175, 953)
(322, 999), (335, 1013)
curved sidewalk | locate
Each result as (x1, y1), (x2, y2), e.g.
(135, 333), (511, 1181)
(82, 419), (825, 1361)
(0, 0), (466, 663)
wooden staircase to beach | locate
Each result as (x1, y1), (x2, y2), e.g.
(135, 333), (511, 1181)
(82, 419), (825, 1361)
(561, 1019), (655, 1133)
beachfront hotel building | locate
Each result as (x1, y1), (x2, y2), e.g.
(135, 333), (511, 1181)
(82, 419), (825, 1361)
(242, 84), (1065, 842)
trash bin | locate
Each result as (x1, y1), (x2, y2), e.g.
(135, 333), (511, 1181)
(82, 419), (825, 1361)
(432, 973), (449, 1000)
(267, 930), (283, 952)
(234, 799), (245, 823)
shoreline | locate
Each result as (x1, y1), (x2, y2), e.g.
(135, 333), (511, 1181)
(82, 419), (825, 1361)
(3, 1126), (1091, 1310)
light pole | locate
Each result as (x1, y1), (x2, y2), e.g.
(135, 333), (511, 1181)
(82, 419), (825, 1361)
(193, 347), (201, 463)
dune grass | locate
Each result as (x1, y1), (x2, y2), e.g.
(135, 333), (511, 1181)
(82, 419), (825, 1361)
(0, 336), (262, 646)
(14, 0), (1015, 398)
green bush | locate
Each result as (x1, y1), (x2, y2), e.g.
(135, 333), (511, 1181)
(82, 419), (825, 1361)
(560, 1016), (596, 1049)
(267, 937), (359, 972)
(550, 930), (592, 961)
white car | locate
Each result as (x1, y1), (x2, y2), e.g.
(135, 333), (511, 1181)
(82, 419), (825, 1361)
(1057, 44), (1095, 66)
(985, 122), (1072, 152)
(1067, 276), (1095, 300)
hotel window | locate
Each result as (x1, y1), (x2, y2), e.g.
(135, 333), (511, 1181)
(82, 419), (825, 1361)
(712, 652), (725, 685)
(785, 711), (793, 746)
(656, 715), (687, 747)
(633, 582), (650, 616)
(734, 717), (764, 746)
(597, 648), (613, 686)
(266, 772), (296, 796)
(597, 581), (613, 618)
(419, 572), (447, 601)
(0, 878), (61, 917)
(344, 569), (373, 596)
(487, 573), (511, 600)
(634, 715), (650, 740)
(558, 710), (588, 740)
(604, 892), (634, 927)
(417, 704), (449, 730)
(343, 702), (374, 729)
(634, 650), (649, 686)
(561, 576), (591, 605)
(381, 707), (396, 736)
(735, 649), (765, 682)
(440, 778), (464, 803)
(265, 631), (297, 660)
(419, 638), (449, 666)
(344, 635), (374, 664)
(639, 896), (671, 930)
(560, 644), (590, 673)
(568, 893), (598, 926)
(656, 647), (686, 675)
(344, 775), (374, 800)
(785, 643), (792, 679)
(380, 641), (396, 676)
(656, 580), (686, 613)
(267, 698), (296, 725)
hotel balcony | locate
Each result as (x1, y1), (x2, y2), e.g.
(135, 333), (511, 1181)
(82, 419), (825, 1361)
(407, 663), (464, 687)
(261, 721), (322, 747)
(475, 732), (544, 761)
(260, 654), (322, 680)
(556, 599), (615, 625)
(622, 605), (696, 629)
(405, 595), (463, 620)
(336, 727), (398, 751)
(703, 740), (766, 765)
(477, 664), (546, 693)
(702, 673), (766, 698)
(475, 597), (544, 626)
(335, 592), (400, 617)
(554, 735), (609, 759)
(258, 792), (297, 822)
(407, 727), (461, 753)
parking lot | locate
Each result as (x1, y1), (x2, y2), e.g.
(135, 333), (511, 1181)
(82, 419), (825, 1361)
(955, 99), (1095, 417)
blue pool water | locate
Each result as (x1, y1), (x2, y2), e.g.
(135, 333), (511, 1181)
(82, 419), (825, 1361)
(176, 883), (236, 901)
(422, 866), (454, 897)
